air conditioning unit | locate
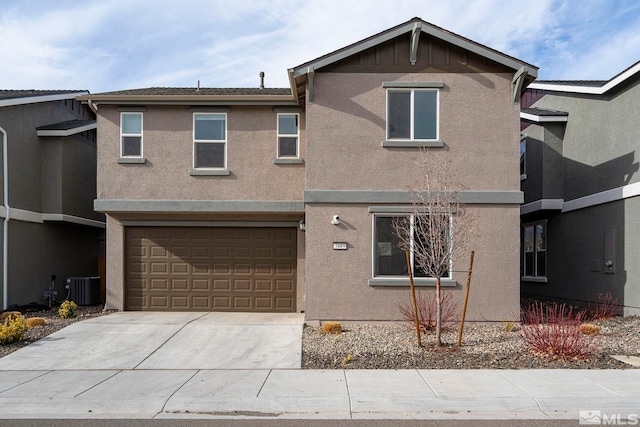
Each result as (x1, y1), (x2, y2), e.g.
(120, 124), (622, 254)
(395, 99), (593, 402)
(66, 276), (101, 306)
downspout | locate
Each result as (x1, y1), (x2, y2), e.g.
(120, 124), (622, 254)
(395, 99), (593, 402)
(0, 126), (8, 310)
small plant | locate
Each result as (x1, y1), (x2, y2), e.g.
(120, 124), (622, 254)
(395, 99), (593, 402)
(588, 292), (621, 320)
(502, 319), (517, 332)
(0, 311), (21, 323)
(579, 323), (600, 336)
(0, 314), (29, 344)
(321, 321), (342, 334)
(520, 302), (598, 359)
(26, 317), (46, 328)
(58, 300), (78, 319)
(342, 354), (353, 364)
(396, 290), (459, 333)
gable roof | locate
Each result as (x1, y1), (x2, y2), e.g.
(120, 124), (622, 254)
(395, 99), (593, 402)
(529, 60), (640, 95)
(291, 17), (537, 102)
(0, 90), (89, 107)
(293, 17), (538, 78)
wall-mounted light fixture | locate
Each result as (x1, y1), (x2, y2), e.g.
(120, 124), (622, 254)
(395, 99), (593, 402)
(331, 215), (340, 225)
(299, 220), (306, 232)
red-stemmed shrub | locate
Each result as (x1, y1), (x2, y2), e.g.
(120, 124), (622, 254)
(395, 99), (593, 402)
(587, 292), (622, 320)
(520, 302), (598, 359)
(396, 290), (459, 333)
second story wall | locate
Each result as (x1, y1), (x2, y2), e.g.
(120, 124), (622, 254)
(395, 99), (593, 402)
(524, 79), (640, 202)
(96, 105), (305, 201)
(305, 72), (521, 192)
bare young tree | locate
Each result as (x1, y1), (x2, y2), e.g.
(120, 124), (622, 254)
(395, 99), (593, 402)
(393, 149), (476, 346)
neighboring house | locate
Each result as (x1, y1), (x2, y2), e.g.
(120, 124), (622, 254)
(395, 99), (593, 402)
(80, 18), (537, 322)
(520, 61), (640, 316)
(0, 90), (105, 310)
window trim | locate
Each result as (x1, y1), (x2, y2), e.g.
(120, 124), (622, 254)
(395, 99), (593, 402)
(276, 112), (300, 159)
(385, 88), (440, 143)
(520, 135), (527, 180)
(371, 213), (453, 286)
(192, 112), (227, 170)
(120, 112), (143, 159)
(522, 220), (547, 282)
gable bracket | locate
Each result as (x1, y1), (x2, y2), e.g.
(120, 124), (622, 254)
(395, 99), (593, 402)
(307, 67), (315, 103)
(512, 66), (529, 102)
(410, 22), (422, 65)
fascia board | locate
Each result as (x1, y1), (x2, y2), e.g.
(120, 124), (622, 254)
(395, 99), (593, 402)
(529, 62), (640, 94)
(37, 122), (97, 137)
(293, 22), (537, 78)
(0, 92), (89, 107)
(520, 112), (568, 123)
(79, 95), (297, 106)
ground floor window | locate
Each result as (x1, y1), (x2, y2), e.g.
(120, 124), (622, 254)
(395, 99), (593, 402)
(523, 221), (546, 278)
(373, 214), (451, 278)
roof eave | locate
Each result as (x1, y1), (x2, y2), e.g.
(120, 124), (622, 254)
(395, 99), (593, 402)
(0, 91), (89, 108)
(529, 61), (640, 95)
(77, 93), (299, 106)
(293, 19), (538, 78)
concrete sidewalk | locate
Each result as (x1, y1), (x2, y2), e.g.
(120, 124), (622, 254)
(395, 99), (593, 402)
(0, 368), (638, 420)
(0, 312), (638, 421)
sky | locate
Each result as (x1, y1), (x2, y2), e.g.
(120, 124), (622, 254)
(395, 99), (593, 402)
(2, 0), (640, 93)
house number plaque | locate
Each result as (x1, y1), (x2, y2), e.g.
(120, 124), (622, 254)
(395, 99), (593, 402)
(333, 242), (348, 250)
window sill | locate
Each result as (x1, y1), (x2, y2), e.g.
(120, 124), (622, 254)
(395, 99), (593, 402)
(382, 140), (444, 148)
(118, 157), (146, 164)
(521, 276), (547, 283)
(273, 158), (303, 165)
(368, 278), (457, 287)
(189, 169), (231, 176)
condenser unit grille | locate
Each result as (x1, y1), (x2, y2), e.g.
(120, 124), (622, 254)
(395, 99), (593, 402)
(67, 276), (101, 306)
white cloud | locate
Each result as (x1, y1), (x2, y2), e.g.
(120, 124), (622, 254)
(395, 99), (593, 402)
(1, 0), (639, 91)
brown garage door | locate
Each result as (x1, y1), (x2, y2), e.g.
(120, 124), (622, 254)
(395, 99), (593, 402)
(125, 227), (296, 312)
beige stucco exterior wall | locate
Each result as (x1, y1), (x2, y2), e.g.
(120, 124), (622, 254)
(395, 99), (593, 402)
(303, 72), (522, 322)
(303, 204), (520, 322)
(305, 73), (520, 191)
(104, 215), (125, 310)
(96, 106), (304, 201)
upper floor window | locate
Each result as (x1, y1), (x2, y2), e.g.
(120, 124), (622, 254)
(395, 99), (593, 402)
(277, 113), (299, 158)
(387, 89), (438, 140)
(120, 113), (143, 157)
(193, 113), (226, 169)
(523, 221), (546, 279)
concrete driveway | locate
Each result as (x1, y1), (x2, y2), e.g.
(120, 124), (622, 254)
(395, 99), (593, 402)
(0, 311), (305, 370)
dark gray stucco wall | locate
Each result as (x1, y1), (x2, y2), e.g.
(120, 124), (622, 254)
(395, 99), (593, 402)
(7, 221), (103, 307)
(522, 200), (626, 309)
(521, 78), (640, 316)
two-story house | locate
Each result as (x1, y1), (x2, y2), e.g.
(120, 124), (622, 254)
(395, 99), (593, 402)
(81, 18), (537, 322)
(0, 90), (105, 310)
(520, 61), (640, 316)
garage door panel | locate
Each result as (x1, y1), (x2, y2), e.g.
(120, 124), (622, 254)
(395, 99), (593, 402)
(170, 279), (188, 291)
(126, 227), (296, 312)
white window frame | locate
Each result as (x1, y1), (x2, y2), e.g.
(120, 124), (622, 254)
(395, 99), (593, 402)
(372, 213), (452, 279)
(523, 220), (547, 281)
(276, 113), (299, 158)
(193, 112), (227, 169)
(120, 112), (143, 158)
(386, 89), (439, 141)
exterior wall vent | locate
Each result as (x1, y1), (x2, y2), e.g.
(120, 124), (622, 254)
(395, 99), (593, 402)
(66, 276), (101, 306)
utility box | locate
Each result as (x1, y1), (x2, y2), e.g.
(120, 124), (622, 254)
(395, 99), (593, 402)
(66, 276), (101, 306)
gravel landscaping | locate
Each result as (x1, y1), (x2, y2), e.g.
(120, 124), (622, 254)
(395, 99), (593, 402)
(1, 304), (639, 369)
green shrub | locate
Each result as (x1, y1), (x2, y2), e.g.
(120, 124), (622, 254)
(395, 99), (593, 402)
(58, 300), (78, 319)
(0, 314), (29, 344)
